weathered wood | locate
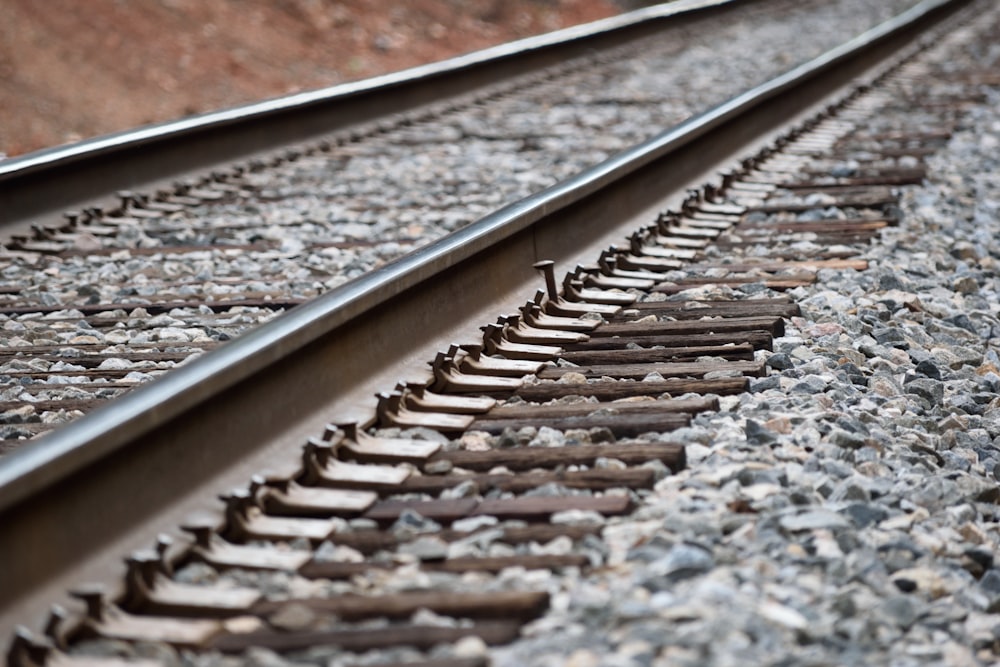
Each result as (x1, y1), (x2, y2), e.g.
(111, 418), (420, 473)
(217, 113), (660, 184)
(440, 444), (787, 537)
(828, 145), (940, 157)
(433, 442), (685, 473)
(317, 524), (600, 556)
(652, 277), (814, 293)
(299, 553), (590, 580)
(295, 561), (387, 579)
(134, 579), (262, 618)
(0, 368), (168, 380)
(261, 485), (377, 518)
(423, 554), (589, 574)
(397, 468), (657, 495)
(781, 172), (924, 188)
(0, 298), (305, 317)
(563, 330), (774, 352)
(81, 610), (222, 648)
(619, 297), (799, 319)
(488, 524), (601, 545)
(252, 590), (549, 621)
(362, 498), (478, 524)
(844, 131), (948, 142)
(593, 315), (784, 338)
(485, 396), (716, 419)
(362, 495), (632, 524)
(0, 351), (194, 366)
(769, 182), (907, 195)
(210, 621), (524, 653)
(687, 258), (868, 272)
(470, 410), (690, 437)
(475, 495), (632, 520)
(10, 380), (161, 393)
(339, 432), (441, 465)
(715, 233), (874, 248)
(0, 398), (106, 413)
(734, 220), (890, 233)
(0, 341), (221, 354)
(310, 458), (411, 491)
(189, 538), (312, 573)
(558, 342), (754, 365)
(711, 247), (856, 261)
(514, 377), (748, 401)
(536, 359), (765, 381)
(233, 510), (340, 542)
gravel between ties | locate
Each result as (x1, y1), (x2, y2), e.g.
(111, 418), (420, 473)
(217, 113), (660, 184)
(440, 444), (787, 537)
(487, 34), (1000, 667)
(0, 0), (918, 443)
(146, 46), (1000, 666)
(51, 4), (1000, 667)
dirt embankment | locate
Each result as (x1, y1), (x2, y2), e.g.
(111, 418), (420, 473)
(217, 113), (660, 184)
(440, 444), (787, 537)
(0, 0), (622, 157)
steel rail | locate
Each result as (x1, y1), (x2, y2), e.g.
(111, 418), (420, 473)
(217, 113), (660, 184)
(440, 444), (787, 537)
(0, 0), (968, 644)
(0, 0), (741, 228)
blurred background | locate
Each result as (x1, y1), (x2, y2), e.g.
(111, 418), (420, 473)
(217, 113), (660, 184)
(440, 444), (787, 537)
(0, 0), (632, 157)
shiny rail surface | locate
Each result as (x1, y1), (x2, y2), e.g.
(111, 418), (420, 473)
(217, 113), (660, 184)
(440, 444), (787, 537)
(0, 0), (978, 660)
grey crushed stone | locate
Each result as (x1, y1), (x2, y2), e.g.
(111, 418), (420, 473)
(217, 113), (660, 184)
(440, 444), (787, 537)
(0, 0), (917, 444)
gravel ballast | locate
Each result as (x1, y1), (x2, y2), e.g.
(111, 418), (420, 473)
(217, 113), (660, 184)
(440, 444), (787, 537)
(0, 0), (919, 445)
(46, 2), (1000, 666)
(485, 17), (1000, 667)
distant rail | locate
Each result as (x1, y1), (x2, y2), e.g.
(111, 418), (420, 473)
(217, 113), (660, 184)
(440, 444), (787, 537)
(0, 0), (739, 228)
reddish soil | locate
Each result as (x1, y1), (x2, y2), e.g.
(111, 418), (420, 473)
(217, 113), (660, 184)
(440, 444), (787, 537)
(0, 0), (622, 157)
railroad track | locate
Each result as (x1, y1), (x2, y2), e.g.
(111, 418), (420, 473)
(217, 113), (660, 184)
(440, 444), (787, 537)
(0, 0), (917, 448)
(3, 0), (1000, 664)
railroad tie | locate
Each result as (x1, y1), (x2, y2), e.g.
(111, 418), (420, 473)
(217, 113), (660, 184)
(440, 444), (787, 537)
(15, 5), (999, 664)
